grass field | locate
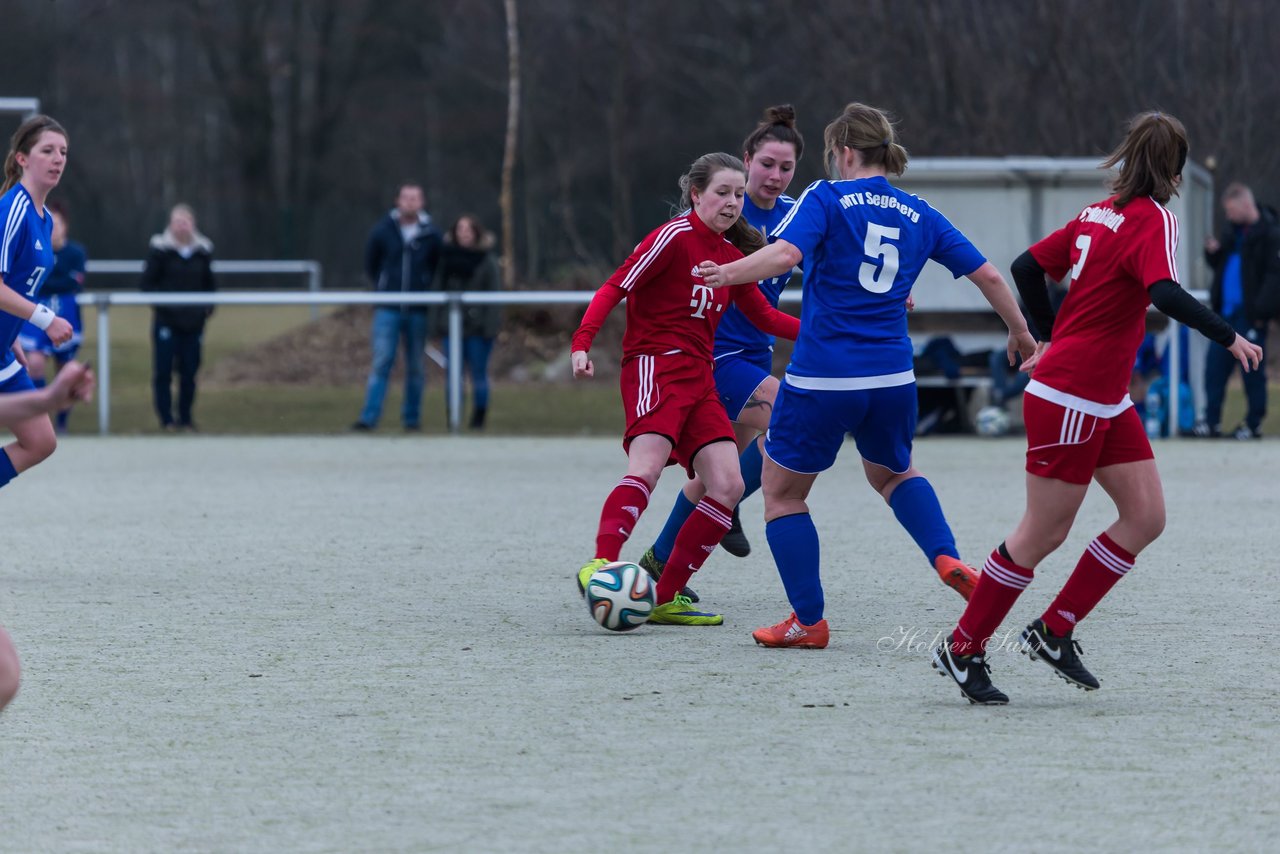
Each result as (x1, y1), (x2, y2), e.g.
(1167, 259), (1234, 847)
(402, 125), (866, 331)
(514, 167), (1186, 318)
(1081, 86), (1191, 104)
(1, 436), (1276, 852)
(68, 305), (625, 436)
(66, 305), (1276, 438)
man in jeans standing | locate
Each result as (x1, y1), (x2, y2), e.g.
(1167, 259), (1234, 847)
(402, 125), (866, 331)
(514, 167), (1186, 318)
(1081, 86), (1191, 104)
(353, 183), (442, 432)
(1197, 182), (1280, 439)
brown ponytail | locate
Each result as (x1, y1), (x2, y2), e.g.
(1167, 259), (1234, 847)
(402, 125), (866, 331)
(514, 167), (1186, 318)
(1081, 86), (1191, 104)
(1102, 111), (1189, 208)
(0, 114), (69, 196)
(677, 152), (766, 256)
(742, 104), (805, 161)
(822, 103), (908, 177)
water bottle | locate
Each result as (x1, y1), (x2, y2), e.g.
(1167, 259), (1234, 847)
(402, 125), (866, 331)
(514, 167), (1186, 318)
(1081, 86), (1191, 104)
(1144, 387), (1162, 439)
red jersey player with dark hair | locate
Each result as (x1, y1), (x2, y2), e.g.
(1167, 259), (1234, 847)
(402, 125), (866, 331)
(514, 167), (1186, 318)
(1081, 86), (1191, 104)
(932, 112), (1262, 704)
(571, 152), (800, 626)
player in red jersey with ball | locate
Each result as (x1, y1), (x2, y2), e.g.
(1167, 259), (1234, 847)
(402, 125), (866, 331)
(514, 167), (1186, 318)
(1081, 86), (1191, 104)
(571, 152), (800, 626)
(933, 112), (1263, 703)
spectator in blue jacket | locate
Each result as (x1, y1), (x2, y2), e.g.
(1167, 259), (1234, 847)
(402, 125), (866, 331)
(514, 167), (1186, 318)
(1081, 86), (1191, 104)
(1194, 183), (1280, 439)
(352, 183), (442, 432)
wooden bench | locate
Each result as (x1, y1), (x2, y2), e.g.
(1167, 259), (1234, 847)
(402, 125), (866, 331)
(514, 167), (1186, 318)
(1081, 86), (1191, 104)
(915, 374), (994, 433)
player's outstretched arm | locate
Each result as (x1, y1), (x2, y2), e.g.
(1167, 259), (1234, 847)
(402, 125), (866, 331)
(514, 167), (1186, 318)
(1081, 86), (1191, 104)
(569, 284), (625, 374)
(0, 360), (95, 427)
(699, 240), (802, 289)
(966, 262), (1036, 364)
(1147, 280), (1263, 371)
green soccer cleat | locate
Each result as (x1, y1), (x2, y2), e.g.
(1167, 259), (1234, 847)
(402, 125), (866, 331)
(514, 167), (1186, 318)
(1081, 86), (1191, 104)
(638, 547), (700, 603)
(576, 557), (610, 597)
(649, 594), (723, 626)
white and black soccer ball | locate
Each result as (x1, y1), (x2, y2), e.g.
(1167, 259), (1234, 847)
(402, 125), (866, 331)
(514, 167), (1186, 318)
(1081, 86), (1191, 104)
(585, 561), (655, 632)
(975, 405), (1012, 437)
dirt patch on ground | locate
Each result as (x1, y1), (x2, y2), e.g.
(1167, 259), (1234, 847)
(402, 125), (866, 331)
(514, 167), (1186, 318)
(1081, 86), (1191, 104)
(204, 304), (626, 388)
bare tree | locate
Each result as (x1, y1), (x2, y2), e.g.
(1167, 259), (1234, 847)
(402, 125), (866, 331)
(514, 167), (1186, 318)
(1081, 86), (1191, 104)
(501, 0), (521, 288)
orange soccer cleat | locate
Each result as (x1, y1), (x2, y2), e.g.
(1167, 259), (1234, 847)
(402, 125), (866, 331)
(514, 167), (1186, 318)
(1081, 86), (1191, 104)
(934, 555), (979, 601)
(752, 613), (829, 649)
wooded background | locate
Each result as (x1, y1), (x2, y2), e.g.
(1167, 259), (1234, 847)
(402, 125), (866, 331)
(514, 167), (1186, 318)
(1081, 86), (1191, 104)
(3, 0), (1277, 286)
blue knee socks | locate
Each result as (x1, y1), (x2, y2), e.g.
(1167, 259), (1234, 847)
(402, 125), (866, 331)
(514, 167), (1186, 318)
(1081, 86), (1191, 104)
(654, 440), (763, 562)
(739, 438), (763, 500)
(765, 513), (824, 625)
(652, 490), (696, 563)
(888, 476), (959, 564)
(0, 450), (18, 489)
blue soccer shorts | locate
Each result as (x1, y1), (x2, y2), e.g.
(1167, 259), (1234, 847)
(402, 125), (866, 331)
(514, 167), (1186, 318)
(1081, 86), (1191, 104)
(713, 350), (773, 422)
(0, 363), (36, 395)
(764, 379), (917, 475)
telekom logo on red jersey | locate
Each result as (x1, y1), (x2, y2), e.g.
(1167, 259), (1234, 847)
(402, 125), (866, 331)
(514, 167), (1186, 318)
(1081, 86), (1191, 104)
(689, 281), (719, 318)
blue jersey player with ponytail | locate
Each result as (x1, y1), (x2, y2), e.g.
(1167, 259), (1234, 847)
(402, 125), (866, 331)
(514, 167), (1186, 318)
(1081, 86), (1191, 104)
(637, 105), (804, 600)
(0, 115), (75, 491)
(699, 103), (1037, 649)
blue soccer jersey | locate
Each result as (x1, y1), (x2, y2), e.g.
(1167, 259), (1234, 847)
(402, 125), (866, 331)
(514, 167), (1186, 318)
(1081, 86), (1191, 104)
(0, 184), (54, 373)
(773, 176), (985, 383)
(712, 193), (797, 359)
(19, 238), (86, 355)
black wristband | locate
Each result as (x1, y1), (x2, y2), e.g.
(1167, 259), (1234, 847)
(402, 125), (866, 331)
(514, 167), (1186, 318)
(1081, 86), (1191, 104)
(1148, 279), (1236, 348)
(1010, 250), (1055, 341)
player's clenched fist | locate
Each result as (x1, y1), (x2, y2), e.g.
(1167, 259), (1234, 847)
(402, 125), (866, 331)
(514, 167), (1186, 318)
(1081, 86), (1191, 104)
(46, 316), (73, 346)
(571, 350), (594, 379)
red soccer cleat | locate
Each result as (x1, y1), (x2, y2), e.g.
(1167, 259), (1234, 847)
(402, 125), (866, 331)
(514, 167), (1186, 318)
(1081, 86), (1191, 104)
(752, 613), (830, 649)
(934, 555), (979, 601)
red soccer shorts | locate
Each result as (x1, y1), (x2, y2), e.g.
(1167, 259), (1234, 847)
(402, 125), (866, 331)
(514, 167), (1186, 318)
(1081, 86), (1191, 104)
(1023, 393), (1154, 485)
(619, 352), (735, 477)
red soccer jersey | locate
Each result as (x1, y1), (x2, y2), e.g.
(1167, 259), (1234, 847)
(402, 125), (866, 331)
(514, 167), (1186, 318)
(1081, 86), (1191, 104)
(571, 212), (799, 363)
(1028, 195), (1180, 411)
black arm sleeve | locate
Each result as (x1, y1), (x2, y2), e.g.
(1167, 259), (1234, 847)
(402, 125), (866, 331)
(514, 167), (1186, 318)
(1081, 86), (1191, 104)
(1148, 279), (1237, 348)
(1010, 250), (1056, 341)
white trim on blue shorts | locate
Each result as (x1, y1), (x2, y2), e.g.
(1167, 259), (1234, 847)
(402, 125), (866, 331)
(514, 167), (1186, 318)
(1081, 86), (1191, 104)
(0, 360), (23, 383)
(784, 369), (915, 391)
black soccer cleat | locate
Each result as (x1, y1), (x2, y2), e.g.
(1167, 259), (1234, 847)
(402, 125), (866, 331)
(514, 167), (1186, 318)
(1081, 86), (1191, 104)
(1020, 620), (1100, 690)
(932, 635), (1009, 705)
(720, 505), (751, 558)
(638, 547), (699, 603)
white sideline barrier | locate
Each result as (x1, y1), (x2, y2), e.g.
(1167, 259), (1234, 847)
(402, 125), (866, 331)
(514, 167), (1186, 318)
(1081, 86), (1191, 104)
(75, 289), (591, 435)
(73, 289), (1197, 437)
(85, 259), (325, 320)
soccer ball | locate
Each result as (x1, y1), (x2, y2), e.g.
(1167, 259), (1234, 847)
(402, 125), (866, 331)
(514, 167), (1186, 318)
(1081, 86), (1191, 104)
(585, 561), (655, 632)
(975, 405), (1011, 437)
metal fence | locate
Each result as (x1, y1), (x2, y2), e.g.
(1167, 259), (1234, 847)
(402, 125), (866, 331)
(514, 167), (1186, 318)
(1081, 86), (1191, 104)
(76, 289), (593, 435)
(73, 288), (1198, 437)
(85, 259), (324, 319)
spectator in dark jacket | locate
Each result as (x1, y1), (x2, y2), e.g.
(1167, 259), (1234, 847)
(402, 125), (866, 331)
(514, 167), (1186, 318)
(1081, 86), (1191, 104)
(431, 214), (502, 429)
(353, 183), (442, 431)
(140, 203), (215, 432)
(1196, 182), (1280, 439)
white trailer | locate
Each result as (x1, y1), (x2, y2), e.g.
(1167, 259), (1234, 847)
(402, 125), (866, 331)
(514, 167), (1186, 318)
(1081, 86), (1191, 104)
(896, 156), (1214, 429)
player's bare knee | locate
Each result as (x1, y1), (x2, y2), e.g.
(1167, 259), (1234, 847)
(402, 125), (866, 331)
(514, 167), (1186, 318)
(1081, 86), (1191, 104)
(870, 467), (917, 503)
(27, 431), (57, 463)
(706, 473), (744, 507)
(1130, 505), (1166, 544)
(0, 647), (19, 712)
(1042, 524), (1072, 556)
